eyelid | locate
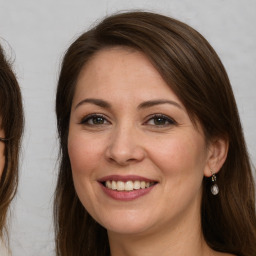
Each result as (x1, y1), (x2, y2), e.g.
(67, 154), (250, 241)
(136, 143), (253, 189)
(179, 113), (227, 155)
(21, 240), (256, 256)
(144, 114), (177, 126)
(78, 113), (176, 127)
(79, 113), (111, 125)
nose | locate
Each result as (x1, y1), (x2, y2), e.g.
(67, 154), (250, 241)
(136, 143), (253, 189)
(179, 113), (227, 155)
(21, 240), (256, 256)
(105, 125), (146, 166)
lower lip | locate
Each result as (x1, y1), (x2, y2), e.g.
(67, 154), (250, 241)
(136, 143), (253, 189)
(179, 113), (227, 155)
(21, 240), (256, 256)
(99, 183), (156, 201)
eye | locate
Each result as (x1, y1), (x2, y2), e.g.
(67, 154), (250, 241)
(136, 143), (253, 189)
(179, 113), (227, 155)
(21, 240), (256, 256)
(80, 114), (110, 126)
(145, 114), (176, 127)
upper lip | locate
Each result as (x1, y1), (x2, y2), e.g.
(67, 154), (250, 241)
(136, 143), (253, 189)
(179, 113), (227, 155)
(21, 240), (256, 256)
(98, 175), (158, 183)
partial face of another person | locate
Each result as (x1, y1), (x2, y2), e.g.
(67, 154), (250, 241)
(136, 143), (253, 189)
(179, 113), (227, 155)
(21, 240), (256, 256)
(68, 47), (213, 236)
(0, 126), (5, 178)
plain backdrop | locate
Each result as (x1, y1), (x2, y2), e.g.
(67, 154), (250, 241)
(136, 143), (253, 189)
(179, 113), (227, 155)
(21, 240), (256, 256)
(0, 0), (255, 255)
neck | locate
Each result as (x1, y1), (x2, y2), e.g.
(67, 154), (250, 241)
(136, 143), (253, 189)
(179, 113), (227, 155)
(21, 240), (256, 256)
(108, 197), (213, 256)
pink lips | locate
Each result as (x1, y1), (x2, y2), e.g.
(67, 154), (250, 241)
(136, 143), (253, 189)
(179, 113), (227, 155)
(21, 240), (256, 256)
(98, 175), (157, 201)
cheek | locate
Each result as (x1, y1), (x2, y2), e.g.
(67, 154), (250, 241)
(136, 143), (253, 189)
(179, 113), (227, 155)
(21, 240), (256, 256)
(0, 130), (5, 177)
(0, 153), (5, 178)
(0, 146), (5, 179)
(68, 133), (104, 178)
(147, 134), (207, 215)
(68, 133), (106, 218)
(147, 132), (207, 178)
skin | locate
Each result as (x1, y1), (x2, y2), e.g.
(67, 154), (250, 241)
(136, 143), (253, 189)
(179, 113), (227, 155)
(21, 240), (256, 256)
(68, 47), (230, 256)
(0, 126), (5, 178)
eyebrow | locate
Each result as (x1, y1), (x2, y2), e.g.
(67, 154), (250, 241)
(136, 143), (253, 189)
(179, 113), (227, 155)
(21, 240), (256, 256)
(75, 98), (182, 110)
(75, 98), (111, 109)
(138, 99), (183, 110)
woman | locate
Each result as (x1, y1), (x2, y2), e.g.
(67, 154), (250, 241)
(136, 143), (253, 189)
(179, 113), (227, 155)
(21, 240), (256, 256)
(55, 12), (256, 256)
(0, 44), (24, 254)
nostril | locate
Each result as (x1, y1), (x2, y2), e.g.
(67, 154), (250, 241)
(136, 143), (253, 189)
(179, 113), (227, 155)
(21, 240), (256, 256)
(105, 131), (146, 166)
(107, 156), (142, 166)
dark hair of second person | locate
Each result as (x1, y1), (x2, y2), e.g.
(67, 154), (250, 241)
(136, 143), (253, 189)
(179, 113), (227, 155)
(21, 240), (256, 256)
(0, 44), (24, 240)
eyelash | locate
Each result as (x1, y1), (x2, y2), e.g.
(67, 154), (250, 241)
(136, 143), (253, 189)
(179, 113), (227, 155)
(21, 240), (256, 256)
(79, 114), (110, 126)
(144, 114), (177, 127)
(79, 114), (177, 127)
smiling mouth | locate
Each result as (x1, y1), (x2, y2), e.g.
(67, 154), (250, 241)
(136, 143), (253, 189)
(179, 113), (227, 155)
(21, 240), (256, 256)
(103, 180), (156, 191)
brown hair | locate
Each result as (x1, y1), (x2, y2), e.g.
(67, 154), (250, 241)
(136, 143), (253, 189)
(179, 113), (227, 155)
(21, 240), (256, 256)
(55, 11), (256, 256)
(0, 44), (24, 238)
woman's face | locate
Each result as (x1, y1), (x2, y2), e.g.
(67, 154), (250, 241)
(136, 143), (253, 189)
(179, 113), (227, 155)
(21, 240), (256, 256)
(68, 47), (212, 236)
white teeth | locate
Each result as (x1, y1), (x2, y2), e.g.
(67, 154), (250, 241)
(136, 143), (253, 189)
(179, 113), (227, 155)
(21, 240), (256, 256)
(104, 180), (154, 191)
(134, 180), (140, 190)
(106, 180), (112, 189)
(112, 181), (117, 190)
(125, 181), (133, 191)
(117, 181), (125, 191)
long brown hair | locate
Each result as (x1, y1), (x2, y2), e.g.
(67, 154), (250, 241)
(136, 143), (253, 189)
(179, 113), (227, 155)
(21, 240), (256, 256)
(55, 11), (256, 256)
(0, 44), (24, 238)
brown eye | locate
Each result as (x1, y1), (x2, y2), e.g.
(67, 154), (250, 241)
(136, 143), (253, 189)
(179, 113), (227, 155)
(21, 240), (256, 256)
(91, 116), (105, 124)
(153, 117), (168, 125)
(80, 114), (110, 125)
(145, 114), (176, 127)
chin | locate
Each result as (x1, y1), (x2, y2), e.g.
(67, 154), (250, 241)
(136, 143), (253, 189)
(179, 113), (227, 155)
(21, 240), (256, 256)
(106, 222), (152, 236)
(95, 211), (158, 236)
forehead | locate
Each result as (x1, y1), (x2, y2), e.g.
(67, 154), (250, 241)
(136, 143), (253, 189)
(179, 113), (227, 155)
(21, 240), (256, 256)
(74, 47), (178, 101)
(78, 46), (158, 81)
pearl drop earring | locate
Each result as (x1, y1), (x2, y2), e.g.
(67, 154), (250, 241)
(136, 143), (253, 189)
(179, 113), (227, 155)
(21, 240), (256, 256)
(210, 171), (219, 195)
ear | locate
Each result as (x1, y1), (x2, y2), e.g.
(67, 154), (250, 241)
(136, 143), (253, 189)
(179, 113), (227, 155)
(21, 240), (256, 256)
(204, 137), (229, 177)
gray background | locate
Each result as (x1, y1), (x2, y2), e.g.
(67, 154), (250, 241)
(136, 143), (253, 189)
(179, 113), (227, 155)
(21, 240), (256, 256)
(0, 0), (255, 255)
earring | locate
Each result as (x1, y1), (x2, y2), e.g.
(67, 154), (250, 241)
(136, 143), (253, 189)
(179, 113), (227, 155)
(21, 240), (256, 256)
(210, 171), (219, 195)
